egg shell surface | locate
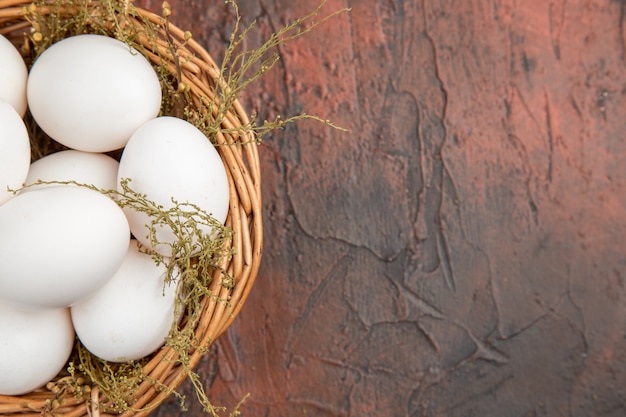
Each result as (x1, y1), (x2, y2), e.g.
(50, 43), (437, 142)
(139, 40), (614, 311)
(27, 34), (162, 152)
(0, 99), (30, 205)
(0, 186), (130, 310)
(0, 303), (74, 396)
(0, 34), (27, 116)
(23, 149), (119, 192)
(117, 116), (229, 256)
(71, 240), (179, 362)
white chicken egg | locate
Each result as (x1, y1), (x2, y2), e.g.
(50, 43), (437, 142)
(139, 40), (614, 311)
(71, 240), (180, 362)
(117, 116), (229, 256)
(27, 34), (162, 152)
(23, 149), (119, 192)
(0, 303), (74, 396)
(0, 99), (30, 206)
(0, 186), (130, 310)
(0, 34), (28, 116)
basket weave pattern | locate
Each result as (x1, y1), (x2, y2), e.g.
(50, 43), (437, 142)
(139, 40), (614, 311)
(0, 1), (263, 415)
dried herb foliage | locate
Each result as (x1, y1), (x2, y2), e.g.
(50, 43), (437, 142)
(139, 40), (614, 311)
(6, 0), (348, 415)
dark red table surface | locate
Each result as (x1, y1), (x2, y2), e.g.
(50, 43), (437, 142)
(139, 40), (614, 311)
(134, 0), (626, 416)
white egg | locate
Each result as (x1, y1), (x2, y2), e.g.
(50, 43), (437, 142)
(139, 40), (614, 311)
(27, 34), (162, 152)
(71, 240), (180, 362)
(0, 186), (130, 310)
(0, 99), (30, 206)
(117, 116), (229, 256)
(0, 34), (27, 116)
(0, 303), (74, 396)
(23, 149), (119, 192)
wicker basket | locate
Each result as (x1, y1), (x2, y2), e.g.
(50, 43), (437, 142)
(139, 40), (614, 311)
(0, 1), (262, 415)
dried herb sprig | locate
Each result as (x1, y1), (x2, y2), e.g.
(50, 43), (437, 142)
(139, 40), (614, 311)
(18, 177), (235, 415)
(190, 0), (350, 142)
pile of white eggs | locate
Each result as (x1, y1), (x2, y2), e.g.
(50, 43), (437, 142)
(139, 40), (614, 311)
(0, 33), (230, 395)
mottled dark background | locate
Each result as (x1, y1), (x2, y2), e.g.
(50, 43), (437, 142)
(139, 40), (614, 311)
(136, 0), (626, 416)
